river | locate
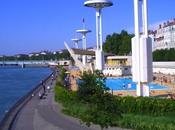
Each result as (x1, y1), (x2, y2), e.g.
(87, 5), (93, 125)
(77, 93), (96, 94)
(0, 66), (52, 121)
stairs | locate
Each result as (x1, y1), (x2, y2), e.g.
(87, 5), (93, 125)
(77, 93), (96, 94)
(64, 42), (93, 71)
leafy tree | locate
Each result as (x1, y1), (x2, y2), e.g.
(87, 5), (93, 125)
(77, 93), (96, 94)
(103, 30), (134, 55)
(77, 70), (108, 103)
(153, 48), (175, 61)
(77, 70), (122, 130)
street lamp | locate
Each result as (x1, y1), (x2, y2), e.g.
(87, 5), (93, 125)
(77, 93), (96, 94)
(84, 0), (113, 70)
(76, 29), (91, 65)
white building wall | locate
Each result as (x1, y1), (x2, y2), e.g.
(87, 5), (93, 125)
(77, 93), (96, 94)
(152, 19), (175, 51)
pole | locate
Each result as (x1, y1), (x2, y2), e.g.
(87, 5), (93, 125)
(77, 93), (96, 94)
(143, 0), (150, 96)
(141, 0), (145, 35)
(99, 9), (103, 51)
(83, 34), (87, 50)
(134, 0), (142, 96)
(96, 8), (100, 50)
(134, 0), (140, 40)
(143, 0), (148, 37)
(75, 41), (78, 49)
(82, 34), (87, 65)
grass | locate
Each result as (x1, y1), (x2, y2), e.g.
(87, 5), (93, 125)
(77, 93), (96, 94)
(54, 85), (89, 118)
(118, 114), (175, 130)
(54, 85), (175, 130)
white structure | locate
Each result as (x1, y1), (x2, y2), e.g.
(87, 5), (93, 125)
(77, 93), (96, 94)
(151, 19), (175, 51)
(132, 0), (153, 97)
(76, 29), (91, 65)
(64, 42), (92, 71)
(84, 0), (113, 70)
(58, 60), (71, 66)
(71, 38), (81, 49)
(71, 38), (82, 60)
(153, 62), (175, 75)
(103, 66), (131, 76)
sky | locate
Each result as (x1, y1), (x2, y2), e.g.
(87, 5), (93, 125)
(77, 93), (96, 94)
(0, 0), (174, 55)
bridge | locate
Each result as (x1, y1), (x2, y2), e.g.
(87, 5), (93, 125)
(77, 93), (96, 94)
(0, 60), (70, 68)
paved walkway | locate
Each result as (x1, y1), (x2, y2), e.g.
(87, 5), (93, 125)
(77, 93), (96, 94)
(11, 79), (127, 130)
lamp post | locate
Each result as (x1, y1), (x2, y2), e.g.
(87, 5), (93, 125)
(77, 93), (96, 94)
(84, 0), (113, 70)
(76, 29), (91, 65)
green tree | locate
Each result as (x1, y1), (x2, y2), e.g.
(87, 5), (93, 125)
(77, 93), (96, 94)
(153, 48), (175, 61)
(77, 71), (122, 130)
(77, 70), (108, 103)
(103, 30), (133, 55)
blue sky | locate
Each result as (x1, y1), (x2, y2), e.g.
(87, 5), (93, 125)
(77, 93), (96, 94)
(0, 0), (174, 55)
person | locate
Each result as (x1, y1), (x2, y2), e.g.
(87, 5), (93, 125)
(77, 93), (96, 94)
(51, 74), (54, 81)
(122, 83), (126, 89)
(40, 80), (44, 85)
(43, 84), (46, 93)
(167, 94), (171, 99)
(47, 85), (50, 92)
(128, 83), (131, 89)
(38, 92), (42, 99)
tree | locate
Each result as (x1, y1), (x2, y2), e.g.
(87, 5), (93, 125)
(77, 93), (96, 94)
(77, 71), (122, 130)
(77, 70), (108, 103)
(153, 48), (175, 61)
(103, 30), (134, 55)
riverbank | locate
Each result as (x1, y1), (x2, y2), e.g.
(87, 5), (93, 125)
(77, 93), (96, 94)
(0, 68), (112, 130)
(0, 67), (56, 130)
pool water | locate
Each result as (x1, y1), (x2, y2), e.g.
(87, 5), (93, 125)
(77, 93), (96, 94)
(106, 78), (168, 91)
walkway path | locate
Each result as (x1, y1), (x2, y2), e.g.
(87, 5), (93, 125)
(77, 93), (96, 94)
(11, 76), (127, 130)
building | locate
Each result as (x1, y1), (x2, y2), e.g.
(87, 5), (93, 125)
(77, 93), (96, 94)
(58, 60), (71, 66)
(28, 52), (40, 57)
(103, 56), (132, 76)
(151, 18), (175, 51)
(106, 56), (132, 66)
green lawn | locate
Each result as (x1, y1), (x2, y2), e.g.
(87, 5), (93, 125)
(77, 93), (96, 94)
(55, 85), (175, 130)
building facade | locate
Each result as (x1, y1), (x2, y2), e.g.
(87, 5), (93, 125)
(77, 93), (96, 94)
(103, 56), (132, 76)
(151, 18), (175, 51)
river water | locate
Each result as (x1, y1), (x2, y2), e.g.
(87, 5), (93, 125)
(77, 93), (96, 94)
(0, 66), (52, 121)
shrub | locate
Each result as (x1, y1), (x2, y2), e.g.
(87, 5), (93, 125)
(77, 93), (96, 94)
(77, 70), (109, 103)
(55, 69), (175, 130)
(77, 70), (122, 129)
(115, 96), (175, 116)
(118, 114), (175, 130)
(56, 66), (66, 86)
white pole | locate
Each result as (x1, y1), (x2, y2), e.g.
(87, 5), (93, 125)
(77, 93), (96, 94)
(82, 34), (86, 50)
(143, 0), (148, 37)
(134, 0), (140, 38)
(96, 9), (100, 50)
(134, 0), (142, 96)
(82, 34), (86, 65)
(75, 42), (78, 49)
(99, 9), (103, 51)
(143, 0), (150, 96)
(141, 0), (145, 35)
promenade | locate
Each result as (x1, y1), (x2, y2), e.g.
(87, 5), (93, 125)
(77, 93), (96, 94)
(8, 73), (126, 130)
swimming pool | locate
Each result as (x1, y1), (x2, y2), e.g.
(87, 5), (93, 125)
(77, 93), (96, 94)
(106, 78), (168, 91)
